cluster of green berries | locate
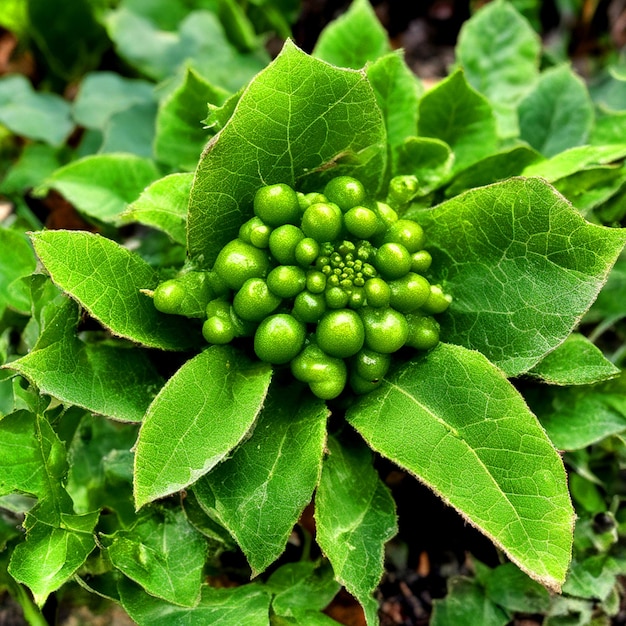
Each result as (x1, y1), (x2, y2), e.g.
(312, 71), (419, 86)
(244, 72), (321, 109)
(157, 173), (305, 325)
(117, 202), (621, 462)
(151, 175), (451, 399)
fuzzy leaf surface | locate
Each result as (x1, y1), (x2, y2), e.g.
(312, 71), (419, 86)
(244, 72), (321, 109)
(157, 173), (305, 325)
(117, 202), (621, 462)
(315, 437), (397, 625)
(347, 343), (575, 591)
(411, 177), (626, 376)
(187, 40), (387, 266)
(194, 387), (328, 575)
(30, 230), (198, 351)
(134, 346), (272, 508)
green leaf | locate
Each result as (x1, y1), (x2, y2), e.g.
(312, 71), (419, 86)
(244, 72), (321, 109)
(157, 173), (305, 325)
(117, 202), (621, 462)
(187, 40), (387, 266)
(0, 75), (74, 146)
(106, 8), (268, 92)
(72, 71), (155, 131)
(0, 0), (28, 35)
(591, 108), (626, 145)
(0, 144), (67, 196)
(8, 505), (98, 606)
(562, 556), (621, 601)
(118, 579), (271, 626)
(106, 507), (207, 606)
(584, 254), (626, 325)
(518, 65), (594, 158)
(193, 387), (328, 575)
(417, 69), (498, 173)
(410, 177), (626, 376)
(133, 345), (272, 508)
(366, 52), (422, 149)
(315, 436), (397, 625)
(266, 561), (340, 617)
(527, 333), (620, 385)
(431, 577), (509, 626)
(120, 172), (193, 245)
(392, 137), (453, 195)
(27, 0), (109, 81)
(528, 371), (626, 450)
(484, 562), (551, 613)
(347, 343), (575, 592)
(313, 0), (390, 69)
(100, 102), (158, 159)
(36, 154), (160, 225)
(8, 298), (164, 423)
(522, 144), (626, 181)
(444, 144), (541, 197)
(0, 227), (37, 316)
(30, 230), (199, 351)
(456, 0), (540, 138)
(155, 68), (229, 171)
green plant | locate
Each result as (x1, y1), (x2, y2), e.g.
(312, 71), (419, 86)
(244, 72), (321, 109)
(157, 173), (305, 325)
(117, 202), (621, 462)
(2, 0), (626, 624)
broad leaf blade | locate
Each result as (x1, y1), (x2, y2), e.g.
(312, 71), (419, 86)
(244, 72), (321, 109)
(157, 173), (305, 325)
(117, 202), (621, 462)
(347, 343), (575, 592)
(410, 177), (626, 376)
(106, 507), (207, 607)
(187, 40), (387, 266)
(194, 387), (328, 576)
(30, 230), (199, 351)
(133, 345), (272, 508)
(315, 437), (397, 625)
(0, 227), (37, 316)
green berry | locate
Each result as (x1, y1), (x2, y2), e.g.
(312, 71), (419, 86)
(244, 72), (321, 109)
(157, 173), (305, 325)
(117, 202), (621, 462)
(239, 216), (271, 248)
(350, 372), (383, 395)
(388, 272), (431, 313)
(153, 271), (214, 318)
(295, 237), (320, 267)
(420, 284), (452, 314)
(253, 183), (300, 226)
(301, 202), (343, 242)
(254, 314), (306, 364)
(202, 315), (235, 344)
(316, 309), (365, 358)
(363, 277), (390, 308)
(325, 286), (349, 309)
(213, 239), (271, 290)
(410, 250), (432, 274)
(383, 219), (425, 253)
(374, 242), (412, 280)
(266, 265), (306, 299)
(293, 291), (327, 323)
(323, 176), (367, 211)
(306, 270), (327, 294)
(344, 206), (379, 239)
(233, 278), (282, 321)
(269, 224), (305, 265)
(405, 313), (440, 350)
(353, 348), (391, 382)
(359, 306), (408, 354)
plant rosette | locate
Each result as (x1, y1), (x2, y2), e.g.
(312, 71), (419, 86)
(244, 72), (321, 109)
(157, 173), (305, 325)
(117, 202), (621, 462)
(8, 34), (626, 626)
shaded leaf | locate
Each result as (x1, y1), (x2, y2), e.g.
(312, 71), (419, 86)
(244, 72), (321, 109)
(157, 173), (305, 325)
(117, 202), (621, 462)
(0, 227), (37, 316)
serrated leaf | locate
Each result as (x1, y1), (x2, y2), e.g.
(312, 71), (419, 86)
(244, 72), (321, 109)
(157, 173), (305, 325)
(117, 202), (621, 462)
(431, 577), (509, 626)
(417, 69), (498, 173)
(527, 371), (626, 450)
(187, 40), (387, 266)
(315, 436), (397, 625)
(347, 343), (575, 592)
(155, 67), (229, 171)
(36, 154), (160, 224)
(120, 172), (192, 245)
(366, 52), (422, 150)
(118, 579), (271, 626)
(313, 0), (390, 69)
(456, 0), (540, 137)
(9, 505), (98, 606)
(410, 177), (626, 376)
(519, 65), (594, 158)
(527, 333), (620, 385)
(0, 227), (37, 316)
(562, 556), (621, 601)
(194, 387), (328, 576)
(133, 345), (272, 508)
(106, 8), (268, 92)
(484, 562), (551, 613)
(0, 75), (74, 146)
(8, 294), (163, 423)
(30, 230), (199, 351)
(72, 71), (155, 131)
(106, 507), (207, 606)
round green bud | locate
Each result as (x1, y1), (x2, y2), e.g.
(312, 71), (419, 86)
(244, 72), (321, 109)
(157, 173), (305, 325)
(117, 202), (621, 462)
(353, 348), (391, 382)
(344, 206), (379, 239)
(295, 237), (320, 267)
(306, 270), (327, 294)
(383, 219), (425, 253)
(374, 242), (412, 280)
(323, 176), (367, 212)
(364, 277), (390, 308)
(233, 277), (282, 321)
(405, 314), (440, 350)
(411, 250), (432, 274)
(316, 309), (365, 358)
(254, 314), (306, 364)
(325, 286), (349, 309)
(266, 265), (307, 299)
(359, 306), (409, 354)
(202, 315), (235, 345)
(388, 272), (431, 313)
(213, 239), (271, 290)
(253, 183), (300, 226)
(293, 290), (327, 323)
(269, 224), (305, 265)
(349, 372), (383, 395)
(420, 284), (452, 314)
(239, 216), (271, 248)
(301, 202), (343, 243)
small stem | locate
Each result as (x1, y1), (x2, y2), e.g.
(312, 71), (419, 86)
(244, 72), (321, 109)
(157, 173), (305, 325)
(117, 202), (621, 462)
(12, 584), (48, 626)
